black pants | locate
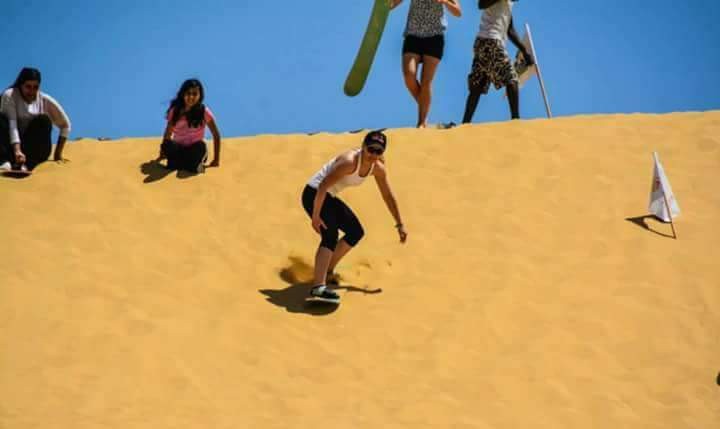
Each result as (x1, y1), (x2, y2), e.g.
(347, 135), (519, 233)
(301, 184), (364, 251)
(160, 139), (207, 172)
(0, 113), (52, 170)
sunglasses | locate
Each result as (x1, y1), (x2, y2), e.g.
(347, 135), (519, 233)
(22, 83), (40, 91)
(366, 146), (384, 155)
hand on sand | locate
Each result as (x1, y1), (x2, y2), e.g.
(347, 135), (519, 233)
(14, 151), (26, 165)
(312, 216), (327, 234)
(207, 159), (220, 168)
(53, 156), (70, 163)
(398, 225), (408, 243)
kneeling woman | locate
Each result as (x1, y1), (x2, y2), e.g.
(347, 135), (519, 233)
(301, 131), (408, 303)
(0, 67), (72, 171)
(157, 79), (221, 173)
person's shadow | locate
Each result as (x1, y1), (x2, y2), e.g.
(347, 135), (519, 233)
(140, 160), (215, 182)
(259, 256), (382, 315)
(1, 171), (32, 179)
(140, 160), (173, 183)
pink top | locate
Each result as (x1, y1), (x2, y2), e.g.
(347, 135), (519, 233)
(167, 106), (215, 146)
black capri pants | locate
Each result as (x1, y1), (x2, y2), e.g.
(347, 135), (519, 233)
(0, 112), (52, 170)
(301, 185), (365, 251)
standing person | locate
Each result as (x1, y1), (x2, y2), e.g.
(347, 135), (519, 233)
(462, 0), (534, 123)
(0, 67), (71, 171)
(391, 0), (462, 128)
(156, 79), (221, 174)
(301, 131), (407, 304)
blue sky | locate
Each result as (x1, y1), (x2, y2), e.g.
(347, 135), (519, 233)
(2, 0), (719, 139)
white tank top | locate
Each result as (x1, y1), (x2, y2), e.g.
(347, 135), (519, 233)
(307, 149), (374, 196)
(477, 0), (513, 44)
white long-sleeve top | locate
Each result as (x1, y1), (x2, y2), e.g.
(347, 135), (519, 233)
(0, 88), (71, 144)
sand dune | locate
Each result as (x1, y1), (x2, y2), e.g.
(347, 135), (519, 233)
(1, 111), (719, 428)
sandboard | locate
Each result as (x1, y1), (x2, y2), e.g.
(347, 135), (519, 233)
(2, 168), (32, 177)
(306, 296), (340, 305)
(344, 0), (392, 97)
(510, 23), (552, 118)
(514, 33), (537, 90)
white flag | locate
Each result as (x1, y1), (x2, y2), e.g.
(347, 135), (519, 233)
(514, 33), (537, 90)
(648, 152), (680, 222)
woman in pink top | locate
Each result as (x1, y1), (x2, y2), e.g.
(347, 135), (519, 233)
(156, 79), (221, 174)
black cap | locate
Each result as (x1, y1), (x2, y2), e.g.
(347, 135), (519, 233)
(363, 130), (387, 148)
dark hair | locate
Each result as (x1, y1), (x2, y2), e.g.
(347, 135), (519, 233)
(11, 67), (41, 90)
(167, 79), (206, 128)
(363, 130), (387, 148)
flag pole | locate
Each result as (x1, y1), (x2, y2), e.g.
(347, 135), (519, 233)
(662, 191), (677, 239)
(525, 23), (552, 118)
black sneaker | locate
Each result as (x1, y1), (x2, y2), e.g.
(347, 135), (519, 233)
(309, 286), (340, 304)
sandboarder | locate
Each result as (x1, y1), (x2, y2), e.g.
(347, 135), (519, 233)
(301, 131), (407, 304)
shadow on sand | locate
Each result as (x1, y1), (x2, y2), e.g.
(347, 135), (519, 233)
(140, 160), (208, 183)
(625, 214), (675, 239)
(259, 256), (382, 316)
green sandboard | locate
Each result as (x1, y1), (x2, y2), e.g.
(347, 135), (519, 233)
(344, 0), (391, 97)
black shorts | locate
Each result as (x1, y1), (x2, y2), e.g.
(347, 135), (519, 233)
(402, 34), (445, 61)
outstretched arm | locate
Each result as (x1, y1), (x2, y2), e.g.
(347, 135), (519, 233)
(207, 118), (222, 167)
(507, 17), (534, 65)
(1, 91), (26, 165)
(373, 162), (407, 243)
(155, 120), (174, 161)
(437, 0), (462, 17)
(44, 95), (71, 161)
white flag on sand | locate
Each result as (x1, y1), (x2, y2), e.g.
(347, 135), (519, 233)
(648, 152), (680, 222)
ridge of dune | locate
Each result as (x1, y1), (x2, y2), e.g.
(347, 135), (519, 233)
(1, 111), (719, 428)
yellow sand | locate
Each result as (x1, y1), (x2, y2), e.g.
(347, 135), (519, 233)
(1, 111), (719, 428)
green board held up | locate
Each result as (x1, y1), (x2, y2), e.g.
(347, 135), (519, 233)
(344, 0), (391, 97)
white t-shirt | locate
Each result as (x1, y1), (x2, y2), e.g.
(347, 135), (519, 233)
(0, 88), (71, 144)
(477, 0), (514, 44)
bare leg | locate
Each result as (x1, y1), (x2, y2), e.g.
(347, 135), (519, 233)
(402, 54), (422, 102)
(328, 239), (353, 274)
(418, 56), (440, 128)
(312, 246), (333, 287)
(506, 81), (520, 119)
(462, 79), (487, 124)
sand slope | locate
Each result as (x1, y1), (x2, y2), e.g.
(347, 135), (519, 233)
(1, 111), (719, 428)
